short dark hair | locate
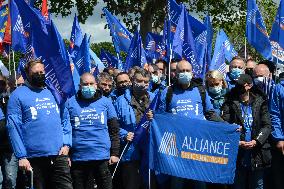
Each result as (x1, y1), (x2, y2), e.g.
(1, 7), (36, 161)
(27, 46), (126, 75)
(155, 59), (167, 67)
(132, 68), (150, 81)
(115, 72), (129, 83)
(231, 56), (245, 63)
(97, 72), (113, 83)
(24, 59), (43, 75)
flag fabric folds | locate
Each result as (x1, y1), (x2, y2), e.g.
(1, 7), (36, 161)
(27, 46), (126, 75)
(210, 29), (237, 74)
(69, 14), (83, 58)
(100, 49), (118, 68)
(246, 0), (272, 60)
(124, 30), (147, 71)
(270, 0), (284, 63)
(15, 0), (75, 104)
(103, 8), (132, 53)
(172, 5), (201, 78)
(73, 34), (91, 76)
(149, 113), (240, 184)
(145, 32), (166, 63)
(0, 4), (8, 43)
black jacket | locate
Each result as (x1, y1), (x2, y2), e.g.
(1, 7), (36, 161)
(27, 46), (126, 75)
(221, 89), (272, 170)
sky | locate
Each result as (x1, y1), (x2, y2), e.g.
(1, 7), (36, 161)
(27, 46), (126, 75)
(52, 0), (281, 44)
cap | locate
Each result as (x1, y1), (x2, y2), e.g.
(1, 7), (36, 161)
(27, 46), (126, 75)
(235, 74), (253, 86)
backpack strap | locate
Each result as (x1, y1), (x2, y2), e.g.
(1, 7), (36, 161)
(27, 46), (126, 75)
(197, 85), (207, 114)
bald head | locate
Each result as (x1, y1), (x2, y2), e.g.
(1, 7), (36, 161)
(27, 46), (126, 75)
(176, 60), (192, 73)
(80, 72), (97, 90)
(253, 64), (270, 78)
(246, 59), (256, 69)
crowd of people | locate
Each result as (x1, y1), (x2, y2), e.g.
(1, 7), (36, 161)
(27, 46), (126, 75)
(0, 57), (283, 189)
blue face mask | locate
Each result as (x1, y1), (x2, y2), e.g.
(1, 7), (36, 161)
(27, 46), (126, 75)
(208, 86), (223, 95)
(81, 86), (96, 99)
(151, 75), (159, 84)
(230, 68), (244, 80)
(178, 72), (192, 85)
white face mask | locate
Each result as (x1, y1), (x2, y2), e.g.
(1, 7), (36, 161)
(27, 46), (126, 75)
(254, 77), (265, 85)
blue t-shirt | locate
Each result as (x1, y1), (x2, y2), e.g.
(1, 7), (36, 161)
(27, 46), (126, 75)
(160, 87), (213, 120)
(66, 95), (117, 161)
(7, 86), (69, 159)
(240, 103), (253, 167)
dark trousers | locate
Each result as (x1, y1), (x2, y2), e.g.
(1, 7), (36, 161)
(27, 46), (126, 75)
(28, 155), (73, 189)
(271, 149), (284, 189)
(71, 160), (112, 189)
(120, 161), (144, 189)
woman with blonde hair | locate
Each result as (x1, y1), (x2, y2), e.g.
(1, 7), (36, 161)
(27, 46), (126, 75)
(205, 70), (228, 114)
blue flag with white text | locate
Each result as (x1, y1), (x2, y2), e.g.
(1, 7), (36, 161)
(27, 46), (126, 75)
(246, 0), (272, 60)
(204, 15), (213, 67)
(73, 34), (91, 76)
(103, 8), (132, 53)
(100, 49), (118, 68)
(270, 0), (284, 63)
(172, 5), (201, 77)
(145, 32), (166, 63)
(15, 0), (75, 104)
(69, 14), (83, 58)
(210, 30), (237, 74)
(124, 30), (147, 71)
(149, 114), (240, 184)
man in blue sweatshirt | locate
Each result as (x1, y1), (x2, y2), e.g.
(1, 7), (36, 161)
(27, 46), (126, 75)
(269, 72), (284, 189)
(6, 60), (73, 189)
(66, 72), (120, 189)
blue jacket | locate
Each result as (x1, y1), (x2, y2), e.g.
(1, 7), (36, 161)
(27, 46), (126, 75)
(269, 80), (284, 141)
(6, 85), (72, 159)
(113, 89), (154, 162)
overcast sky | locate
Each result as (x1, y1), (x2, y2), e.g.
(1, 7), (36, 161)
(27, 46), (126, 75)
(52, 0), (281, 43)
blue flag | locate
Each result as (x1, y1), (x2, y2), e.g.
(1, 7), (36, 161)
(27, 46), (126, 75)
(167, 0), (181, 26)
(93, 64), (99, 78)
(246, 0), (272, 60)
(0, 5), (8, 43)
(124, 30), (147, 71)
(69, 14), (83, 58)
(133, 91), (160, 145)
(103, 8), (132, 53)
(145, 32), (166, 63)
(270, 0), (284, 63)
(210, 30), (237, 74)
(172, 5), (201, 77)
(15, 0), (75, 104)
(73, 34), (91, 76)
(89, 48), (105, 71)
(100, 49), (118, 68)
(149, 113), (240, 184)
(204, 15), (213, 67)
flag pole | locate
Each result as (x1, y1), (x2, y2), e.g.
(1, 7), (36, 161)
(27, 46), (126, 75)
(112, 142), (129, 179)
(244, 37), (247, 60)
(8, 46), (11, 75)
(148, 169), (151, 189)
(12, 51), (17, 86)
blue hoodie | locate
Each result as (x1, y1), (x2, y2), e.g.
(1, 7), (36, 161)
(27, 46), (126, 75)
(113, 89), (154, 162)
(226, 73), (236, 90)
(66, 95), (117, 161)
(6, 85), (72, 159)
(269, 80), (284, 141)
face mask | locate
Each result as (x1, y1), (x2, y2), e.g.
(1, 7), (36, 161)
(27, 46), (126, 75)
(178, 72), (192, 85)
(117, 85), (130, 95)
(160, 75), (166, 81)
(81, 86), (96, 99)
(245, 68), (254, 76)
(29, 73), (46, 88)
(230, 68), (244, 80)
(133, 83), (147, 95)
(254, 77), (265, 86)
(208, 86), (223, 95)
(151, 75), (159, 84)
